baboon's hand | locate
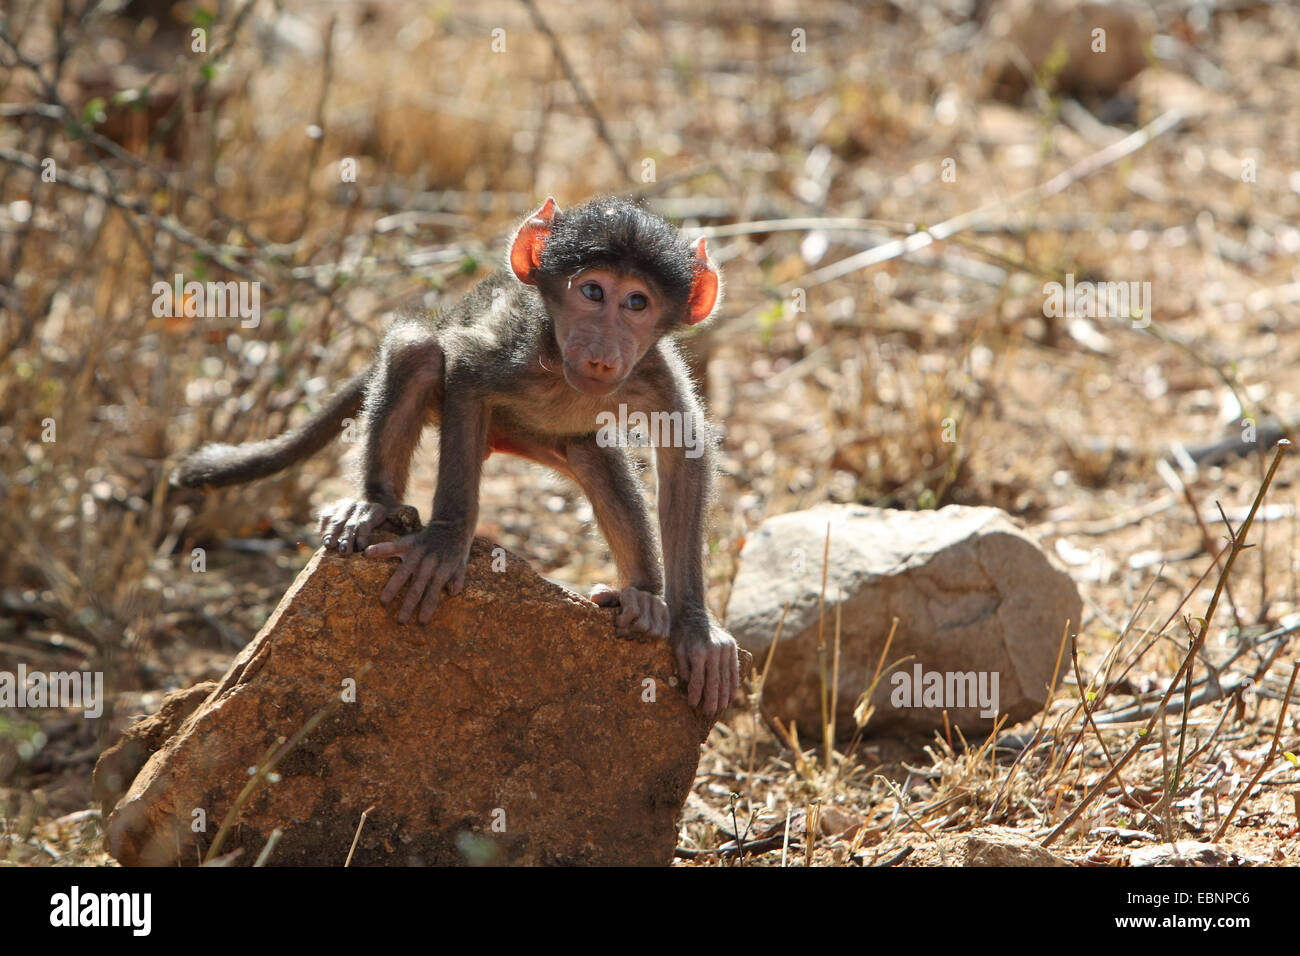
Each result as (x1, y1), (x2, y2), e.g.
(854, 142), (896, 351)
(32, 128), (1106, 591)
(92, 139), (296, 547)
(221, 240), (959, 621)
(319, 498), (391, 554)
(590, 585), (670, 641)
(671, 610), (741, 717)
(364, 521), (472, 624)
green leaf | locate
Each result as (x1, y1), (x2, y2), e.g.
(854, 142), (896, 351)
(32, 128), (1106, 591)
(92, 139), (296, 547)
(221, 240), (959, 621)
(1041, 37), (1069, 82)
(82, 97), (107, 126)
(757, 300), (784, 331)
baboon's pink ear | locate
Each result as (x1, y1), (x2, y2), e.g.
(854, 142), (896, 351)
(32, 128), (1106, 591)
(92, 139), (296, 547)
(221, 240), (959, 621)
(509, 197), (560, 284)
(685, 236), (720, 325)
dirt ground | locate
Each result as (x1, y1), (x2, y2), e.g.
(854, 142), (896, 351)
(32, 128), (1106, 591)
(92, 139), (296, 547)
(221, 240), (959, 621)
(2, 0), (1299, 867)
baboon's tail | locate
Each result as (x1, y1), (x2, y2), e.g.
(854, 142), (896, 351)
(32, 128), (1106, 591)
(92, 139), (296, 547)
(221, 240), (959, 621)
(171, 367), (372, 489)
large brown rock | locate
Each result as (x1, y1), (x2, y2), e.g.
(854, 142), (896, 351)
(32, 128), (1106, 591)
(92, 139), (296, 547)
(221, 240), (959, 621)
(727, 505), (1080, 738)
(985, 0), (1151, 101)
(102, 537), (737, 866)
(92, 681), (216, 820)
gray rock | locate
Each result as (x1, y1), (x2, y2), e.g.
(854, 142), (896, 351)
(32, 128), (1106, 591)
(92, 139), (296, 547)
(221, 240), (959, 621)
(727, 505), (1080, 737)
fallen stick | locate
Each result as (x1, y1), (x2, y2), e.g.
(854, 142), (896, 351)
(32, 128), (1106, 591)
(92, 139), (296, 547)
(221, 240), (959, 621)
(1043, 440), (1290, 847)
(1095, 618), (1300, 724)
(799, 109), (1185, 289)
(1212, 660), (1300, 842)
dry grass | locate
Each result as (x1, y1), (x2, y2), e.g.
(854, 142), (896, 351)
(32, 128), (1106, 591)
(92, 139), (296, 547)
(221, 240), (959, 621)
(2, 0), (1299, 866)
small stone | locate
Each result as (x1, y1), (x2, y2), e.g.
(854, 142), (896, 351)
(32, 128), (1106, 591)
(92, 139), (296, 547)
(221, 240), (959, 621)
(965, 827), (1070, 867)
(1129, 841), (1232, 867)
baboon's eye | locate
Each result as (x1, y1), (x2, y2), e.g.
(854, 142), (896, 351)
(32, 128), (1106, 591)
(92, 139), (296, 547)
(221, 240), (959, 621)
(625, 292), (648, 311)
(580, 282), (604, 303)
